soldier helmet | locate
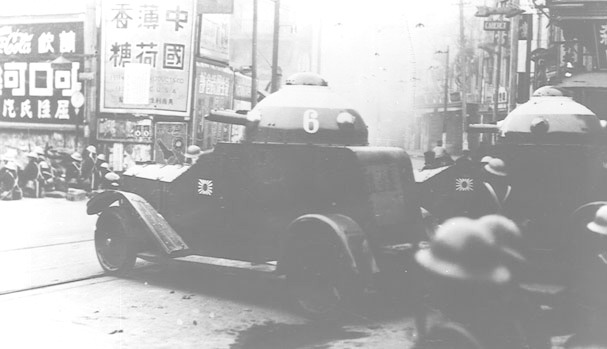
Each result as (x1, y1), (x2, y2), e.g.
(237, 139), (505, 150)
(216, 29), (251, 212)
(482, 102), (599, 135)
(184, 145), (202, 158)
(105, 172), (120, 181)
(480, 155), (493, 164)
(5, 162), (18, 171)
(415, 217), (511, 284)
(100, 162), (110, 170)
(86, 145), (97, 154)
(484, 157), (508, 177)
(34, 146), (45, 156)
(97, 154), (106, 161)
(587, 205), (607, 236)
(478, 214), (525, 262)
(70, 152), (83, 162)
(27, 152), (38, 159)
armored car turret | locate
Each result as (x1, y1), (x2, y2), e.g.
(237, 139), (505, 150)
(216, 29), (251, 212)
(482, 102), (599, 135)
(87, 73), (425, 316)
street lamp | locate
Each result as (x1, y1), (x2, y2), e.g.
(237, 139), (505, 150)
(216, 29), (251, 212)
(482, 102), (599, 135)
(435, 47), (449, 146)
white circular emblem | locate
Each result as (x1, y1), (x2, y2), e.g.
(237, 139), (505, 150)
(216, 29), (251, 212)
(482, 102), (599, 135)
(70, 91), (85, 108)
(197, 179), (213, 196)
(455, 178), (474, 191)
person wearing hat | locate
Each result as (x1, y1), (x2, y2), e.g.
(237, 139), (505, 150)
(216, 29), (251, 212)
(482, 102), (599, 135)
(565, 204), (607, 323)
(563, 204), (607, 349)
(0, 162), (22, 200)
(184, 145), (202, 165)
(455, 149), (472, 165)
(21, 151), (43, 198)
(65, 152), (82, 189)
(480, 155), (493, 164)
(94, 153), (108, 190)
(81, 145), (97, 191)
(413, 217), (548, 349)
(101, 171), (121, 190)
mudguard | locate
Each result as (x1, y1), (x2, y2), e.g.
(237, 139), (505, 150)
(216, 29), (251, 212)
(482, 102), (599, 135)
(87, 190), (188, 255)
(413, 321), (483, 349)
(278, 213), (379, 281)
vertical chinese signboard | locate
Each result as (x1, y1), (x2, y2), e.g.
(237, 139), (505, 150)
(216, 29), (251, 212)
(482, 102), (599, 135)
(595, 22), (607, 69)
(0, 21), (84, 124)
(100, 0), (196, 116)
(194, 62), (233, 150)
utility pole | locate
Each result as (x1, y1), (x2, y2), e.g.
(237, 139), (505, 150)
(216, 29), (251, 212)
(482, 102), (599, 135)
(459, 0), (468, 151)
(443, 47), (450, 145)
(271, 0), (281, 93)
(492, 22), (502, 124)
(251, 0), (258, 107)
(508, 0), (520, 112)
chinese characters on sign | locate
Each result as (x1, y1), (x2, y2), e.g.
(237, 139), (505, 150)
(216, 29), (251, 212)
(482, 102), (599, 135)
(596, 23), (607, 69)
(0, 22), (84, 124)
(195, 63), (233, 150)
(101, 0), (196, 116)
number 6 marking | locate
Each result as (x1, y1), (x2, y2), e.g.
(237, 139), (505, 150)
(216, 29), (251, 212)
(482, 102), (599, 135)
(303, 109), (320, 134)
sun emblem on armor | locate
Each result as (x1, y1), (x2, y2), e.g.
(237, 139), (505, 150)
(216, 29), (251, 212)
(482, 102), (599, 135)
(455, 178), (474, 191)
(197, 179), (213, 196)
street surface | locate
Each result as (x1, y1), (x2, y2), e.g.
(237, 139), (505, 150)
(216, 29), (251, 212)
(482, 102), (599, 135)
(0, 198), (99, 294)
(0, 197), (418, 348)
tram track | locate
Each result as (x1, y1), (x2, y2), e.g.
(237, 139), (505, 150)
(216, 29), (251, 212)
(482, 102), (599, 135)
(0, 238), (94, 253)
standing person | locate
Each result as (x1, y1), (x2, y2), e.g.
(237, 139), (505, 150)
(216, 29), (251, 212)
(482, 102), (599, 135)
(455, 149), (472, 165)
(22, 152), (42, 198)
(97, 163), (112, 190)
(432, 140), (453, 166)
(0, 162), (22, 200)
(35, 148), (53, 192)
(94, 154), (107, 190)
(480, 157), (513, 217)
(81, 145), (97, 191)
(432, 140), (446, 160)
(65, 152), (82, 189)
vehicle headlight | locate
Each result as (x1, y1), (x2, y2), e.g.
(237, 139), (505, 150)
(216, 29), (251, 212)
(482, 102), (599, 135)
(336, 111), (355, 126)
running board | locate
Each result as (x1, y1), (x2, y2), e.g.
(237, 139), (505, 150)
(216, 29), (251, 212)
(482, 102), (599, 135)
(137, 252), (279, 275)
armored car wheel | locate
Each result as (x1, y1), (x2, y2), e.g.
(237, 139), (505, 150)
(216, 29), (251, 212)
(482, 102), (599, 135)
(95, 207), (138, 276)
(284, 225), (350, 317)
(286, 269), (343, 317)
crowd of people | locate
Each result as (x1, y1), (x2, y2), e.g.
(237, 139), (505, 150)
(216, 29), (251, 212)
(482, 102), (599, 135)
(0, 145), (120, 201)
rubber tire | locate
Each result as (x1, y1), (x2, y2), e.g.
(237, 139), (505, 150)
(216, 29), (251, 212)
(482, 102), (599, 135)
(284, 230), (349, 318)
(95, 206), (138, 276)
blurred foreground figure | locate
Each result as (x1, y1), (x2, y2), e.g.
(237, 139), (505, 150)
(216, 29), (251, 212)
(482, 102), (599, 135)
(412, 216), (549, 349)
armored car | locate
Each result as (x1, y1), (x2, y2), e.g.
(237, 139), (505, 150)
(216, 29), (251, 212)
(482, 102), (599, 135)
(87, 73), (425, 315)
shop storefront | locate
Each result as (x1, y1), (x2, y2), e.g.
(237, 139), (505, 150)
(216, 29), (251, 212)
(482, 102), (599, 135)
(0, 15), (86, 163)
